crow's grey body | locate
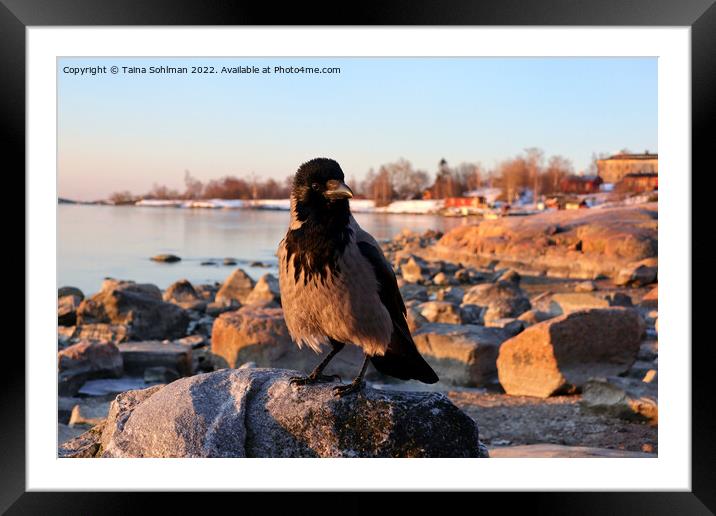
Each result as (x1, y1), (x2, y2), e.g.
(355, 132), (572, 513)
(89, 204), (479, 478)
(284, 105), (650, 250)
(277, 158), (438, 391)
(278, 215), (392, 356)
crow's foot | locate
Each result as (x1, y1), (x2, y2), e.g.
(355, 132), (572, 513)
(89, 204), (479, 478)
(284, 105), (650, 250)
(332, 380), (364, 397)
(289, 373), (341, 386)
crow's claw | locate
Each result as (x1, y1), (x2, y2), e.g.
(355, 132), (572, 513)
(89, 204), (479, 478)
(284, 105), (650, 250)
(332, 381), (364, 397)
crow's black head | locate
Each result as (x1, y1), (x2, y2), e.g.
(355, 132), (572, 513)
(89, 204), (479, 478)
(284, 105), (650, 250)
(292, 158), (353, 223)
(286, 158), (354, 284)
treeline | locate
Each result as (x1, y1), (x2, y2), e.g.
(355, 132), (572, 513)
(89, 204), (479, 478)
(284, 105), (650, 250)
(109, 149), (597, 205)
(359, 149), (581, 205)
(109, 171), (292, 204)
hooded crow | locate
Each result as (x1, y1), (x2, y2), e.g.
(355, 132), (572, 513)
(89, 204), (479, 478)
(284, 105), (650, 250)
(277, 158), (439, 396)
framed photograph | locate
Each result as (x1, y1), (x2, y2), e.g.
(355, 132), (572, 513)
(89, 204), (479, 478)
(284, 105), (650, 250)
(6, 0), (711, 510)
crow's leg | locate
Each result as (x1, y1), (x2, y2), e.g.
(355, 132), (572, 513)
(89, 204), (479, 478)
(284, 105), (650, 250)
(290, 340), (345, 385)
(332, 354), (370, 397)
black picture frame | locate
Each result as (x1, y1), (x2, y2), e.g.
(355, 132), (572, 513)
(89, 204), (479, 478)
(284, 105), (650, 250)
(4, 0), (711, 512)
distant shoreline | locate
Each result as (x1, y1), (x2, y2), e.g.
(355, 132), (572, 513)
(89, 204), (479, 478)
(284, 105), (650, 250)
(59, 198), (461, 216)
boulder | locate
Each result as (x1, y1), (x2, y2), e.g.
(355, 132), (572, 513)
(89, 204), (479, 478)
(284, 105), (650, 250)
(215, 268), (256, 305)
(117, 341), (193, 377)
(615, 263), (658, 287)
(492, 269), (521, 285)
(496, 308), (644, 398)
(417, 301), (463, 324)
(77, 280), (189, 340)
(65, 369), (487, 458)
(243, 273), (281, 307)
(195, 283), (219, 301)
(517, 309), (554, 327)
(163, 279), (206, 311)
(484, 317), (525, 336)
(412, 323), (510, 386)
(436, 286), (464, 304)
(67, 323), (131, 344)
(210, 307), (366, 380)
(58, 340), (123, 396)
(574, 281), (597, 293)
(458, 304), (483, 324)
(58, 340), (123, 376)
(432, 272), (456, 286)
(68, 405), (104, 427)
(581, 376), (657, 424)
(429, 204), (657, 280)
(399, 283), (428, 302)
(174, 334), (207, 349)
(548, 293), (610, 315)
(603, 292), (633, 307)
(150, 254), (181, 263)
(640, 286), (658, 308)
(59, 423), (105, 457)
(58, 286), (84, 300)
(405, 304), (428, 333)
(400, 257), (427, 283)
(454, 267), (489, 284)
(462, 280), (531, 323)
(58, 294), (82, 326)
(206, 302), (237, 317)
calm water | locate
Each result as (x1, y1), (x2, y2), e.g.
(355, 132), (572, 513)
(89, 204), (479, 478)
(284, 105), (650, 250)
(58, 205), (476, 295)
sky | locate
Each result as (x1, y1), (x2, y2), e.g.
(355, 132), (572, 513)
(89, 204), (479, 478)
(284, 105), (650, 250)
(58, 57), (657, 201)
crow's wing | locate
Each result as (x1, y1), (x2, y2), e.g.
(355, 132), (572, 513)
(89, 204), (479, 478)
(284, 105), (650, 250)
(355, 231), (438, 384)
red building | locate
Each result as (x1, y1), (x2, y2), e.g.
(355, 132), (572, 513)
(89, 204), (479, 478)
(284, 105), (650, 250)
(616, 173), (658, 193)
(559, 175), (603, 194)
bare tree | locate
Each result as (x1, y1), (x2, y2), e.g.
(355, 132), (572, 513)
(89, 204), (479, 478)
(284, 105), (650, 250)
(524, 147), (545, 202)
(183, 170), (204, 199)
(109, 190), (135, 205)
(542, 155), (573, 194)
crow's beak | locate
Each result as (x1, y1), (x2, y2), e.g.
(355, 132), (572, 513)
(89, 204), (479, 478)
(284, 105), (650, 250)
(324, 180), (353, 200)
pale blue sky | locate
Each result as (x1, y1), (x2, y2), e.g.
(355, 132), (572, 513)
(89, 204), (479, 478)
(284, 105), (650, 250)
(58, 57), (657, 201)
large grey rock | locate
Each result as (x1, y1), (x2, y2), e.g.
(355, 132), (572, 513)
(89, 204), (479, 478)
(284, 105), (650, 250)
(412, 323), (510, 387)
(211, 306), (366, 380)
(497, 308), (644, 398)
(77, 280), (189, 340)
(581, 376), (658, 424)
(462, 280), (531, 323)
(215, 268), (255, 306)
(76, 369), (487, 458)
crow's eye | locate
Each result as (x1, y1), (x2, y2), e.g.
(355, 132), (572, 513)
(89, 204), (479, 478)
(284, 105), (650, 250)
(311, 183), (321, 191)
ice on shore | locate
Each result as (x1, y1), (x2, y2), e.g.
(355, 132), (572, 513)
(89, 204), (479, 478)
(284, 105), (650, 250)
(134, 198), (444, 214)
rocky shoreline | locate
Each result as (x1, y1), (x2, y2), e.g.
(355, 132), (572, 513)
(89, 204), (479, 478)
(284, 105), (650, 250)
(58, 204), (658, 458)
